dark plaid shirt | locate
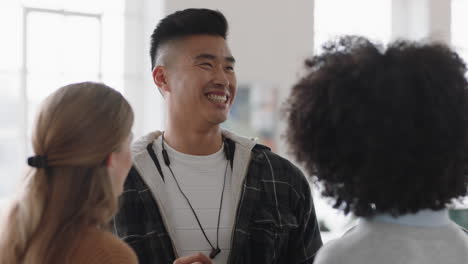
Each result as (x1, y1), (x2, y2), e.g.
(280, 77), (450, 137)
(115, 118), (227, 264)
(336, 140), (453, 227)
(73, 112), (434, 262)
(112, 140), (323, 264)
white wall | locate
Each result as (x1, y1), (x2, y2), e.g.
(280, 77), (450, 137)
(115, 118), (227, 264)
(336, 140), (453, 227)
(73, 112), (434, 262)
(164, 0), (314, 88)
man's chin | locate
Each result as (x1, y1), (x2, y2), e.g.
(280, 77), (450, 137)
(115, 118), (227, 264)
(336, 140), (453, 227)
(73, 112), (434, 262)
(208, 115), (228, 126)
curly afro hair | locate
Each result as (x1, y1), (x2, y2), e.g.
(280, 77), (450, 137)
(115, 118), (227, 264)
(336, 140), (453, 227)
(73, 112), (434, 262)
(285, 36), (468, 217)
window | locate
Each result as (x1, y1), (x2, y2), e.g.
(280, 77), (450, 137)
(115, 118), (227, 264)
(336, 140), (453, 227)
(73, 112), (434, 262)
(0, 0), (124, 200)
(0, 0), (23, 199)
(314, 0), (391, 53)
(25, 8), (102, 134)
(452, 0), (468, 77)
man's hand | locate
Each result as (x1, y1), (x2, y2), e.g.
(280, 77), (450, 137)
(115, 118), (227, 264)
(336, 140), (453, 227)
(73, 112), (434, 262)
(173, 253), (213, 264)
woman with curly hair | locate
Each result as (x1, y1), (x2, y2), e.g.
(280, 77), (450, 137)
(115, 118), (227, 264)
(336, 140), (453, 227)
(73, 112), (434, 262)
(0, 82), (137, 264)
(285, 36), (468, 264)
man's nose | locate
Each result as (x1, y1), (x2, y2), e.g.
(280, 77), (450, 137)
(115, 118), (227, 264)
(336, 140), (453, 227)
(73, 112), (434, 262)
(213, 67), (230, 87)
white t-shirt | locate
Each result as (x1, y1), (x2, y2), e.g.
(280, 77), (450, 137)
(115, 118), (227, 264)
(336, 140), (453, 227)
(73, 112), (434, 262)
(154, 137), (233, 263)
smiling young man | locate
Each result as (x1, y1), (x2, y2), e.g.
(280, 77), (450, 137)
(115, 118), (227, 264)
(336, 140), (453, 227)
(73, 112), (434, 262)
(112, 8), (322, 264)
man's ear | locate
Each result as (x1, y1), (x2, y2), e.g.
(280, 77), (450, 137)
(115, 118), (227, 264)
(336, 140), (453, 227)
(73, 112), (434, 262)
(153, 66), (170, 94)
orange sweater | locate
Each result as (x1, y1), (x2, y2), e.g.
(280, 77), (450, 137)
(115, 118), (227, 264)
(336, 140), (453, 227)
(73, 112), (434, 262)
(69, 228), (138, 264)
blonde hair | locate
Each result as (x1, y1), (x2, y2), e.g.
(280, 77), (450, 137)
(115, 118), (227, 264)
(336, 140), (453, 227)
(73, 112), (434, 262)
(0, 82), (134, 264)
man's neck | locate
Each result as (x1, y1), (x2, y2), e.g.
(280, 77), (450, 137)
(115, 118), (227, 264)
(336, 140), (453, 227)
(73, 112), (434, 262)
(164, 123), (223, 156)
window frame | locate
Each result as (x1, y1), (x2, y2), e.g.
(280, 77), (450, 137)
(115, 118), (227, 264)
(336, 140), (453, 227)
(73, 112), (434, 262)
(19, 6), (103, 158)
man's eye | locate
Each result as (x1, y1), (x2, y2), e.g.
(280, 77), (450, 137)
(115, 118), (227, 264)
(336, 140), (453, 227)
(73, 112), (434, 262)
(226, 66), (234, 71)
(200, 63), (213, 68)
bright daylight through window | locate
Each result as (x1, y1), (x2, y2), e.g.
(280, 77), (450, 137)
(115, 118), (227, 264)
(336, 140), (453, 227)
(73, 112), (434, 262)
(0, 0), (124, 204)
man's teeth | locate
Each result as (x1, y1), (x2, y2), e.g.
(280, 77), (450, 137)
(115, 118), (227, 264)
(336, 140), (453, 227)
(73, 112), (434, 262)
(207, 94), (227, 104)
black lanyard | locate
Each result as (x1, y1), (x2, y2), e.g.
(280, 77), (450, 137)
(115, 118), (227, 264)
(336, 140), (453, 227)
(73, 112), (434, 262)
(160, 132), (232, 259)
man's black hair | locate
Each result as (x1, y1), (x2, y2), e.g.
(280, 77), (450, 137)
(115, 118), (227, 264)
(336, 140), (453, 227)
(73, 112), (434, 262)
(150, 8), (228, 69)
